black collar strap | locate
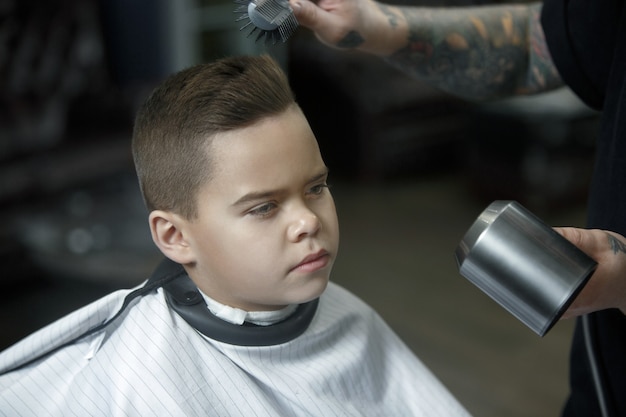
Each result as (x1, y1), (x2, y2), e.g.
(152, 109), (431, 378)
(152, 259), (319, 346)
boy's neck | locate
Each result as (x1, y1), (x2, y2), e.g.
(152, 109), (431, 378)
(198, 289), (298, 326)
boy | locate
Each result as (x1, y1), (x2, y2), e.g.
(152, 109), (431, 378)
(0, 55), (470, 416)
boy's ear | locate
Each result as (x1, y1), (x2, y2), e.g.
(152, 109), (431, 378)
(149, 210), (195, 265)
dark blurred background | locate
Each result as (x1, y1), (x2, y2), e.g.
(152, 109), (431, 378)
(0, 1), (600, 416)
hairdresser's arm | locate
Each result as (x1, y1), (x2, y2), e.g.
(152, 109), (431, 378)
(291, 0), (562, 100)
(555, 227), (626, 318)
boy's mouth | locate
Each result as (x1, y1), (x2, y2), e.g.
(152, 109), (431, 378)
(290, 250), (330, 273)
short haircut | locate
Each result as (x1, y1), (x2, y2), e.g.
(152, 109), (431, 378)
(132, 54), (297, 219)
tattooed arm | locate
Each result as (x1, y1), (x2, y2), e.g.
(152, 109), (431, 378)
(292, 0), (562, 100)
(555, 228), (626, 318)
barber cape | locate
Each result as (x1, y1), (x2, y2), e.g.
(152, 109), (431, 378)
(0, 261), (471, 416)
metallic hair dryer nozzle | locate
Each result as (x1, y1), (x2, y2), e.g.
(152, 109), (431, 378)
(455, 200), (597, 336)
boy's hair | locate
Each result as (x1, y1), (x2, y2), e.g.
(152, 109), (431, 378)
(132, 54), (296, 219)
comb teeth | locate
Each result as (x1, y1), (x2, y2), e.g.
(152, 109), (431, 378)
(275, 13), (298, 42)
(234, 0), (299, 44)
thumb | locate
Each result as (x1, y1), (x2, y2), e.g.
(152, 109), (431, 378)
(290, 0), (354, 48)
(290, 0), (325, 30)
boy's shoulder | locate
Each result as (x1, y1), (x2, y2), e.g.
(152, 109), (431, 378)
(0, 285), (141, 375)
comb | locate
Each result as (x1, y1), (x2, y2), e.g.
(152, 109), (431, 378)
(234, 0), (299, 44)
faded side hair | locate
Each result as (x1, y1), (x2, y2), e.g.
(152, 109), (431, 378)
(132, 54), (296, 219)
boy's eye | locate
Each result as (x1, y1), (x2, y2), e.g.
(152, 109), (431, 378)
(309, 183), (329, 195)
(248, 202), (277, 217)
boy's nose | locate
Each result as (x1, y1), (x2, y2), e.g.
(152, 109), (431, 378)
(288, 209), (321, 241)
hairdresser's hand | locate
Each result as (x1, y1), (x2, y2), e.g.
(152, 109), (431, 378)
(555, 227), (626, 318)
(290, 0), (407, 56)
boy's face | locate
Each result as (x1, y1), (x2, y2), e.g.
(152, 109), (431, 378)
(180, 106), (339, 311)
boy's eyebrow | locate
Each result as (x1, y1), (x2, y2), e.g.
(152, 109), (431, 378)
(231, 168), (329, 207)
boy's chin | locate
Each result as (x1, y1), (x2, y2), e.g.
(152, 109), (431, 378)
(294, 276), (330, 304)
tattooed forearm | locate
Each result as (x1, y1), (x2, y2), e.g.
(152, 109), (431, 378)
(608, 233), (626, 255)
(524, 4), (562, 94)
(384, 3), (561, 100)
